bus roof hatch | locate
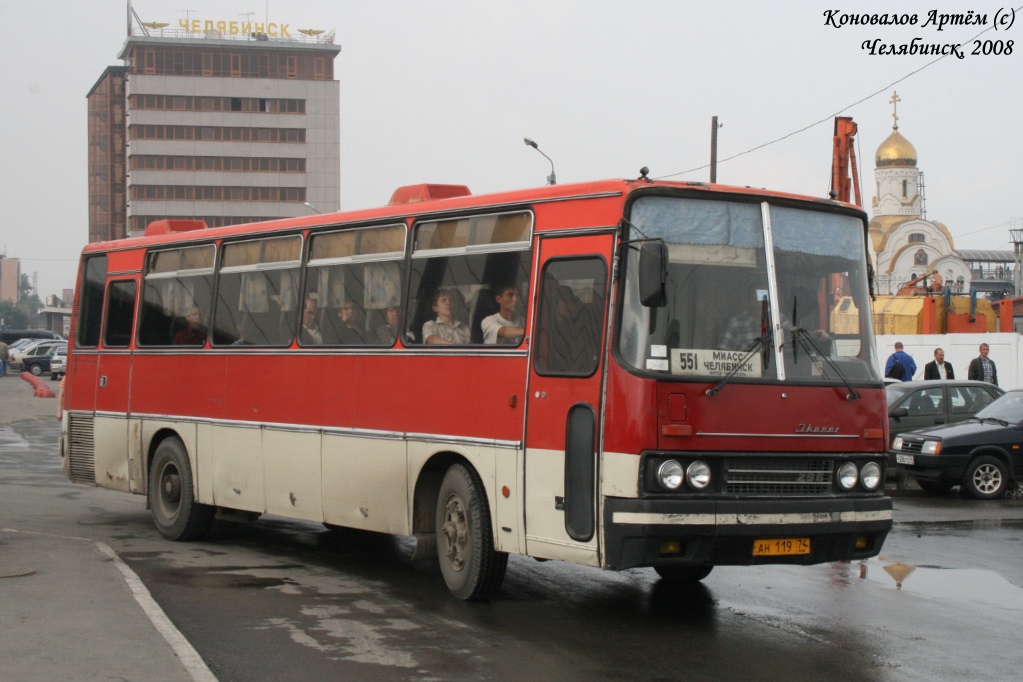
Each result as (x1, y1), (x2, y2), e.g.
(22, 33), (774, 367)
(144, 219), (210, 237)
(388, 184), (471, 205)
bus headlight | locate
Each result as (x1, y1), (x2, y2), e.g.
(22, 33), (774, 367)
(891, 436), (903, 451)
(837, 462), (859, 490)
(687, 461), (711, 490)
(860, 462), (882, 490)
(921, 440), (941, 455)
(657, 460), (684, 490)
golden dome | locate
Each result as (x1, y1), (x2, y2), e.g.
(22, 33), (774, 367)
(876, 128), (917, 167)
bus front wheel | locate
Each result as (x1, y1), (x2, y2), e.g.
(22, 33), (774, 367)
(436, 464), (508, 600)
(149, 438), (213, 541)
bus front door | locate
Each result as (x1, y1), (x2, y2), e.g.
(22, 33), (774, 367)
(524, 233), (612, 565)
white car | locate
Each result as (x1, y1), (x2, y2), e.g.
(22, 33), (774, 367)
(49, 346), (67, 380)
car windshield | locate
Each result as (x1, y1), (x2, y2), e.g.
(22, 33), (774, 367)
(885, 383), (913, 402)
(974, 391), (1023, 424)
(619, 196), (879, 384)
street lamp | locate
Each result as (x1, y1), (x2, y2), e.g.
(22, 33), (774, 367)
(523, 138), (556, 185)
(304, 202), (322, 214)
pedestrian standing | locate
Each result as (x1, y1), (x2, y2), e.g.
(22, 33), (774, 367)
(884, 341), (917, 381)
(967, 342), (998, 386)
(923, 348), (954, 380)
(0, 339), (8, 376)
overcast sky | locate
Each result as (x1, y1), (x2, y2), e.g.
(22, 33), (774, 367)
(1, 0), (1020, 297)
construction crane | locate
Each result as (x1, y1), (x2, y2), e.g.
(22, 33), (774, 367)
(830, 116), (861, 207)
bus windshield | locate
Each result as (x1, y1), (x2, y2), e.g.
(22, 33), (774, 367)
(619, 195), (880, 384)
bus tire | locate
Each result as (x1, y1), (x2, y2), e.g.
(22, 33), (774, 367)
(436, 464), (508, 601)
(654, 565), (713, 582)
(149, 438), (213, 541)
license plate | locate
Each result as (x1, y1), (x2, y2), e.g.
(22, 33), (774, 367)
(896, 454), (915, 465)
(753, 538), (811, 556)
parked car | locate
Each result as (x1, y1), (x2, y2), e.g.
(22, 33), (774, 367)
(49, 345), (67, 380)
(10, 340), (65, 373)
(5, 337), (37, 361)
(891, 389), (1023, 499)
(22, 343), (66, 377)
(887, 379), (1003, 445)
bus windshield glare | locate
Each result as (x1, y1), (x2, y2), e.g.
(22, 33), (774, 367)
(619, 196), (880, 384)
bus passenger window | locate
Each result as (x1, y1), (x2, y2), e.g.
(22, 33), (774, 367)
(138, 245), (214, 347)
(212, 236), (301, 347)
(534, 258), (606, 375)
(407, 211), (532, 346)
(303, 225), (405, 347)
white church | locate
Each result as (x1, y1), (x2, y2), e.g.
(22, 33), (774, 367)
(868, 94), (975, 296)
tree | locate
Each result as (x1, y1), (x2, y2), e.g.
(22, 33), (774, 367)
(0, 275), (44, 329)
(0, 299), (29, 329)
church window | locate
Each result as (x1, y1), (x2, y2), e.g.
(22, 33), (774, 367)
(902, 180), (908, 197)
(914, 249), (928, 267)
(908, 233), (925, 243)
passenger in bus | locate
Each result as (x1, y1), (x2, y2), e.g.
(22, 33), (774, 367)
(376, 306), (399, 344)
(336, 301), (366, 344)
(300, 297), (323, 345)
(481, 285), (525, 345)
(423, 289), (469, 344)
(173, 306), (206, 346)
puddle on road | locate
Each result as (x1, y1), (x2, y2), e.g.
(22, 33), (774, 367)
(864, 559), (1023, 611)
(0, 425), (30, 449)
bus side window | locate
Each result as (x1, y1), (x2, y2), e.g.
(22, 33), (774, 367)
(534, 258), (606, 376)
(76, 255), (108, 348)
(303, 225), (405, 347)
(213, 236), (301, 347)
(103, 281), (137, 348)
(139, 245), (214, 347)
(407, 212), (532, 346)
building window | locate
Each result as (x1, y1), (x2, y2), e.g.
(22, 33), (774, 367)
(231, 54), (241, 77)
(902, 180), (908, 197)
(908, 233), (925, 243)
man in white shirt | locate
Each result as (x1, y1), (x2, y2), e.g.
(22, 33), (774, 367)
(923, 347), (954, 380)
(481, 285), (525, 345)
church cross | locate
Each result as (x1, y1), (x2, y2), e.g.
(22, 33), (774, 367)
(890, 91), (901, 130)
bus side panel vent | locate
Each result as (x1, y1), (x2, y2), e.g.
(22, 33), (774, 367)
(68, 415), (97, 485)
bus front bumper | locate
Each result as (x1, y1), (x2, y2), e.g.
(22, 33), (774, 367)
(602, 496), (892, 570)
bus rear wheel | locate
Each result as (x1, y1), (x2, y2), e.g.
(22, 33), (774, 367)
(436, 464), (508, 601)
(149, 437), (213, 541)
(654, 565), (713, 582)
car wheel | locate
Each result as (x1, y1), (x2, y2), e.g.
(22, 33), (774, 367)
(654, 565), (714, 582)
(29, 364), (42, 376)
(963, 455), (1009, 500)
(435, 464), (508, 600)
(915, 479), (955, 494)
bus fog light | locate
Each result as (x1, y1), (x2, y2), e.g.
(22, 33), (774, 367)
(860, 462), (882, 490)
(687, 461), (711, 490)
(837, 462), (858, 490)
(657, 460), (684, 490)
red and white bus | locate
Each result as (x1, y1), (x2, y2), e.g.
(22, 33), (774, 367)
(62, 178), (892, 600)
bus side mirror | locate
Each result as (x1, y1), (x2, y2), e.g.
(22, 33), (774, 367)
(639, 241), (668, 307)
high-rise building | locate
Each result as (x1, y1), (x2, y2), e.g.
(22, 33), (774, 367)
(0, 255), (21, 303)
(87, 17), (341, 242)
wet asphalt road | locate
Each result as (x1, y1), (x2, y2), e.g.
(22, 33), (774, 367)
(2, 383), (1023, 681)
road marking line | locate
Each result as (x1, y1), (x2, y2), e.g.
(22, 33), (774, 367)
(95, 542), (218, 682)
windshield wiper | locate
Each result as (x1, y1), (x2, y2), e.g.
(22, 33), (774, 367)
(980, 417), (1009, 426)
(791, 327), (862, 401)
(706, 335), (768, 397)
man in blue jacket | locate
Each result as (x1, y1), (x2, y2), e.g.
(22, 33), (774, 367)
(884, 342), (916, 381)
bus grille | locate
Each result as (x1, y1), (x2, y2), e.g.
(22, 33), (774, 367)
(724, 458), (833, 495)
(68, 415), (96, 485)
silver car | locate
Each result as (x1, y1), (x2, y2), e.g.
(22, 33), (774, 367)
(49, 345), (67, 381)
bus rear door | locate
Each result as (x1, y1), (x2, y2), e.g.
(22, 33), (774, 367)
(524, 233), (613, 565)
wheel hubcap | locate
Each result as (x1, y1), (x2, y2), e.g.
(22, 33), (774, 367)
(973, 464), (1002, 494)
(441, 494), (468, 572)
(161, 467), (182, 509)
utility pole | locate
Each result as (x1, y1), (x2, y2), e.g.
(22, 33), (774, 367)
(710, 116), (721, 183)
(1011, 219), (1023, 298)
